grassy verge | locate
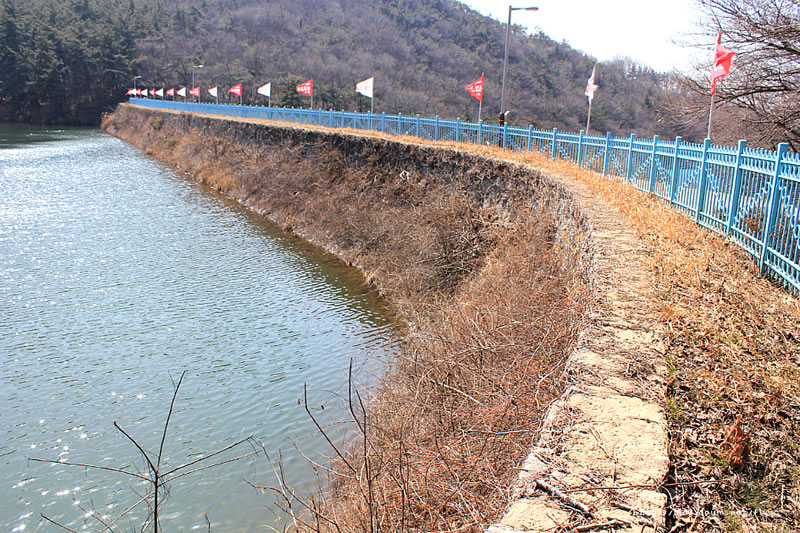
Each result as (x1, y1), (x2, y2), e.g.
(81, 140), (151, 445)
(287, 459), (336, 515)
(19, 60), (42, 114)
(502, 155), (800, 532)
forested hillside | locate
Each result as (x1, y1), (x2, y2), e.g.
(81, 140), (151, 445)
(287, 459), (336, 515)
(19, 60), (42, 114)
(1, 0), (679, 138)
(0, 0), (138, 124)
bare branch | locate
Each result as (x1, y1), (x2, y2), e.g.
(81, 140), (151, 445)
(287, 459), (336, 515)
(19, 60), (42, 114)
(158, 370), (186, 471)
(162, 435), (255, 477)
(40, 514), (80, 533)
(304, 382), (358, 475)
(27, 457), (151, 483)
(113, 422), (158, 476)
(163, 450), (260, 484)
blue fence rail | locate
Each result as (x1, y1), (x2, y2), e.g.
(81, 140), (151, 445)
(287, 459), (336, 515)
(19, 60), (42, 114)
(129, 98), (800, 294)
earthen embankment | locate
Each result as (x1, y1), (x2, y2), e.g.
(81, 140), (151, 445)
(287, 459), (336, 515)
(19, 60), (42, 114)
(102, 104), (668, 533)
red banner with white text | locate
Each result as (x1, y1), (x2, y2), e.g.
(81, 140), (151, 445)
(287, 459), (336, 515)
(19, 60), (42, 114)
(465, 74), (484, 102)
(296, 80), (313, 97)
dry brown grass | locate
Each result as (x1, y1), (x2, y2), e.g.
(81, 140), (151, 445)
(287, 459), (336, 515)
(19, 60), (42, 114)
(321, 208), (585, 532)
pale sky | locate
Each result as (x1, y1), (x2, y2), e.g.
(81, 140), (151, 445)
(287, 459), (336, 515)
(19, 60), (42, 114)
(461, 0), (707, 73)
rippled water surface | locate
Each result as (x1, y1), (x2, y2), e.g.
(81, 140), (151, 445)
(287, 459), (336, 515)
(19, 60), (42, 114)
(0, 124), (399, 531)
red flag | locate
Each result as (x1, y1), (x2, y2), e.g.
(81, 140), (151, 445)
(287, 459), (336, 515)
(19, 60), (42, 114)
(189, 87), (200, 97)
(167, 88), (175, 97)
(229, 83), (242, 96)
(296, 79), (313, 97)
(135, 88), (142, 96)
(126, 88), (135, 95)
(465, 74), (484, 102)
(711, 31), (736, 95)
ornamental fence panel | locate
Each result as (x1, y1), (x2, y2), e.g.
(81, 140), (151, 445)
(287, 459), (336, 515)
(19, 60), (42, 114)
(128, 98), (799, 294)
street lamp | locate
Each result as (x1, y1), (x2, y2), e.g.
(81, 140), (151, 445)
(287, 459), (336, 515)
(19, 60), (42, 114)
(500, 5), (538, 117)
(133, 75), (142, 93)
(192, 64), (204, 102)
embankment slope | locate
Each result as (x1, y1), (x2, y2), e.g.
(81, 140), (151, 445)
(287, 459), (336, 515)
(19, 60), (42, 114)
(103, 104), (669, 532)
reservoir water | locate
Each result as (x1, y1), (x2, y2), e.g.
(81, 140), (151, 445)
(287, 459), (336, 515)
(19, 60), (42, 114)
(0, 124), (399, 531)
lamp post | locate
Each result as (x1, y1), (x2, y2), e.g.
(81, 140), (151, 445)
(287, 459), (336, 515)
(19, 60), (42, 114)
(192, 64), (204, 102)
(500, 5), (538, 117)
(133, 75), (141, 94)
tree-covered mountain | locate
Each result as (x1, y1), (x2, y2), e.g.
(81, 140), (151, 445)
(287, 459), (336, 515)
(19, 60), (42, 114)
(1, 0), (680, 138)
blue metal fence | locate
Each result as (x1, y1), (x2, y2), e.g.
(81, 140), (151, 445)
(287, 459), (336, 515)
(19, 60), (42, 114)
(129, 98), (800, 294)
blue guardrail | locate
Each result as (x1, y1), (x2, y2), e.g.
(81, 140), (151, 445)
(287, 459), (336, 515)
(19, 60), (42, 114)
(129, 98), (800, 294)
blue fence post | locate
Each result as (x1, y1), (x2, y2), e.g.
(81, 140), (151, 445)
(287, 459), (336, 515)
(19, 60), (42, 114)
(478, 120), (483, 145)
(669, 136), (682, 205)
(648, 135), (659, 193)
(759, 142), (789, 272)
(695, 138), (712, 221)
(527, 126), (533, 152)
(435, 116), (440, 141)
(551, 128), (558, 159)
(502, 122), (508, 149)
(341, 110), (346, 128)
(381, 112), (386, 133)
(416, 114), (421, 138)
(577, 130), (585, 167)
(398, 112), (403, 135)
(625, 134), (636, 183)
(456, 118), (461, 143)
(602, 132), (611, 175)
(725, 139), (748, 235)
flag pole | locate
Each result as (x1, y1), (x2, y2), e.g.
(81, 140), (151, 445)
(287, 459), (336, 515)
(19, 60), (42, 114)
(586, 96), (593, 132)
(707, 92), (715, 140)
(478, 99), (482, 122)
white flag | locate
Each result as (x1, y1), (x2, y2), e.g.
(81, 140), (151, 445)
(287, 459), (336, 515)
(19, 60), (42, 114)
(155, 88), (164, 97)
(257, 82), (271, 97)
(177, 87), (187, 97)
(142, 89), (149, 97)
(209, 86), (218, 97)
(585, 65), (598, 101)
(355, 77), (374, 98)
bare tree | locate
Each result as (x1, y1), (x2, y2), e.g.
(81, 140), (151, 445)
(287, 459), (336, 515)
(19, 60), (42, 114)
(689, 0), (800, 149)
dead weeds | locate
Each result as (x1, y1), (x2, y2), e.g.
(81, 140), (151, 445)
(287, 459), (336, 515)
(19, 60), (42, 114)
(323, 208), (585, 532)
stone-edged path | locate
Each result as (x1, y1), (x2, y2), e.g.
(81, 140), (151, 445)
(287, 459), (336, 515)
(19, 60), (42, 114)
(488, 160), (668, 533)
